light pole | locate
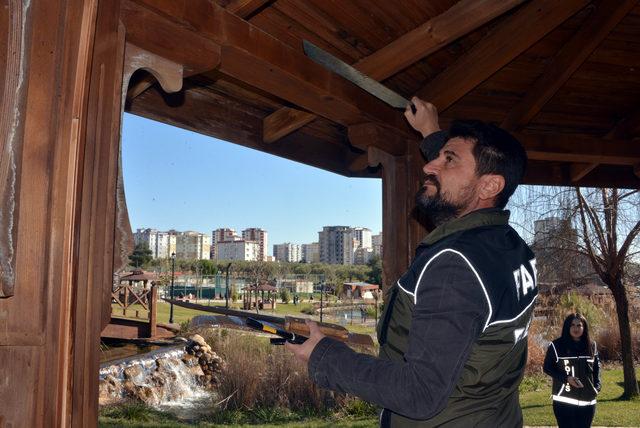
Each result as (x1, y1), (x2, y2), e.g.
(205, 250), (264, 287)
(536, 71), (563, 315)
(169, 252), (176, 324)
(320, 280), (324, 323)
(224, 262), (231, 309)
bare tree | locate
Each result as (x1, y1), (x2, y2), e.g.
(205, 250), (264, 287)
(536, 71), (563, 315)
(575, 187), (639, 398)
(511, 186), (639, 398)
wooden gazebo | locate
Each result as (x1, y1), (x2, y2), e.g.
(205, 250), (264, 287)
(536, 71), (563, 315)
(3, 0), (640, 425)
(243, 281), (278, 310)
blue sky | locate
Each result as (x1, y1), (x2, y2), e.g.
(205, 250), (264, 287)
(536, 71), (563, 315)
(122, 113), (383, 253)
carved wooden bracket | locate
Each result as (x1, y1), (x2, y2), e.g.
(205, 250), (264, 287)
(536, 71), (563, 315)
(113, 43), (184, 277)
(0, 1), (32, 297)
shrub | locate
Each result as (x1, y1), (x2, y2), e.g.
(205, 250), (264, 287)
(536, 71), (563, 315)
(280, 288), (291, 304)
(555, 292), (604, 331)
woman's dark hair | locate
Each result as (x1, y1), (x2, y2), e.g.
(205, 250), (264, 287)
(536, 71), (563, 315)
(560, 313), (593, 356)
(448, 120), (527, 208)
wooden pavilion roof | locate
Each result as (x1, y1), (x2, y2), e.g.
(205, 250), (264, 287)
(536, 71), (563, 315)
(123, 0), (640, 188)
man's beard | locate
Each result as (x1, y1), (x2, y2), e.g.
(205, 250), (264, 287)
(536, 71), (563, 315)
(415, 175), (470, 227)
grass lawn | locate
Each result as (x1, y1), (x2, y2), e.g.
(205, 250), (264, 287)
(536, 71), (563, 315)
(520, 367), (640, 426)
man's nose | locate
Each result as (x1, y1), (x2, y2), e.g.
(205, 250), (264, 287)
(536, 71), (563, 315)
(423, 158), (441, 175)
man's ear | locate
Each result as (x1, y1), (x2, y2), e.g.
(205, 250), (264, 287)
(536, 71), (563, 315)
(479, 174), (505, 201)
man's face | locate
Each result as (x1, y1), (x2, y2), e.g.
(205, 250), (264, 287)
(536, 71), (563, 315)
(416, 137), (480, 226)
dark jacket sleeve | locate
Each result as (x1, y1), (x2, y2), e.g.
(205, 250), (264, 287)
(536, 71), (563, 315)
(543, 342), (567, 383)
(307, 251), (489, 420)
(593, 343), (601, 392)
(419, 130), (448, 161)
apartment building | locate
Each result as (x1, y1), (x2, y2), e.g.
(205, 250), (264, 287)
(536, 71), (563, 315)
(211, 228), (240, 259)
(372, 232), (383, 257)
(134, 228), (176, 259)
(242, 228), (268, 261)
(273, 243), (302, 263)
(176, 231), (211, 260)
(301, 242), (320, 263)
(217, 240), (260, 261)
(319, 226), (373, 265)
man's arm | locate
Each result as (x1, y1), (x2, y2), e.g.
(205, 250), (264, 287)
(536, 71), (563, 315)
(289, 251), (489, 420)
(404, 96), (440, 138)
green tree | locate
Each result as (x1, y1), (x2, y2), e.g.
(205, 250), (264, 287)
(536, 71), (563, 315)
(128, 243), (152, 268)
(280, 288), (291, 304)
(367, 254), (383, 285)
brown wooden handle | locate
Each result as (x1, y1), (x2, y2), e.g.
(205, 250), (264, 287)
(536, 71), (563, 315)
(284, 316), (349, 341)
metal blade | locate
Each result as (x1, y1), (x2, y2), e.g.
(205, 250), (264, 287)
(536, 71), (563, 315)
(303, 40), (410, 109)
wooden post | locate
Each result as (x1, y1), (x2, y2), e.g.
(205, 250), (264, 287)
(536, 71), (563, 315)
(148, 284), (157, 338)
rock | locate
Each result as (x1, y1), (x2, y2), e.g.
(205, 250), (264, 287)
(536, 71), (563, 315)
(182, 354), (198, 367)
(188, 365), (204, 377)
(123, 365), (144, 383)
(190, 334), (207, 347)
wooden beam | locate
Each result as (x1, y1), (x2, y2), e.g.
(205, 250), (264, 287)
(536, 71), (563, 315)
(570, 163), (599, 182)
(609, 108), (640, 139)
(263, 107), (316, 143)
(225, 0), (274, 19)
(348, 123), (409, 156)
(501, 0), (637, 131)
(262, 0), (526, 142)
(525, 162), (640, 188)
(126, 0), (411, 135)
(127, 85), (364, 177)
(120, 0), (221, 76)
(515, 133), (640, 165)
(416, 0), (589, 110)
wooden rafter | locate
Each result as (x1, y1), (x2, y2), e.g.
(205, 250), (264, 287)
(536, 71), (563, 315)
(262, 0), (526, 142)
(568, 105), (640, 182)
(501, 0), (637, 131)
(125, 0), (411, 135)
(516, 133), (640, 165)
(225, 0), (274, 19)
(416, 0), (589, 110)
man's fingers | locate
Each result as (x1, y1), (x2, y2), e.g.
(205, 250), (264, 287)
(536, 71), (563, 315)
(305, 319), (322, 336)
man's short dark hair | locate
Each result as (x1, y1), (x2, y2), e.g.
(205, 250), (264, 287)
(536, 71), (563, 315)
(448, 120), (527, 209)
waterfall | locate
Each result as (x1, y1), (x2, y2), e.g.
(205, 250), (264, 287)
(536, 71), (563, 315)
(99, 340), (221, 417)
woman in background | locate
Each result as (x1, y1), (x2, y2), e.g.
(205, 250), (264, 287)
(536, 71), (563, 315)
(543, 313), (601, 428)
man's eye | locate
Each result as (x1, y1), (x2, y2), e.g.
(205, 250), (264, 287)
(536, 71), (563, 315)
(445, 156), (453, 163)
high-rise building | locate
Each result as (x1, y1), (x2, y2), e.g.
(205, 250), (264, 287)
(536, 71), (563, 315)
(134, 228), (176, 259)
(242, 228), (268, 261)
(301, 242), (320, 263)
(176, 231), (211, 260)
(354, 247), (374, 265)
(372, 232), (383, 257)
(319, 226), (375, 265)
(273, 243), (302, 263)
(211, 228), (240, 259)
(319, 226), (351, 264)
(217, 240), (260, 261)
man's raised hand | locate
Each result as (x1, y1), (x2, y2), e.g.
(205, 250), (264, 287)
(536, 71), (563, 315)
(404, 97), (440, 138)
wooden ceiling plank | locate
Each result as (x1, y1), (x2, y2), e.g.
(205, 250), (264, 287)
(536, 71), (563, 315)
(225, 0), (274, 19)
(501, 0), (637, 131)
(515, 132), (640, 165)
(416, 0), (589, 111)
(262, 0), (526, 143)
(356, 0), (527, 79)
(126, 0), (410, 134)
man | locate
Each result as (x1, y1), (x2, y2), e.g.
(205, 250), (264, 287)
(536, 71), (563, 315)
(286, 97), (538, 427)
